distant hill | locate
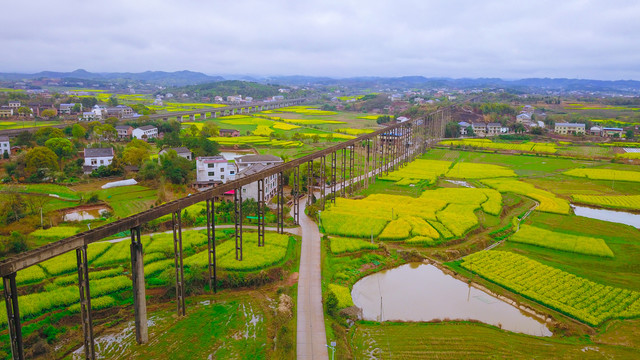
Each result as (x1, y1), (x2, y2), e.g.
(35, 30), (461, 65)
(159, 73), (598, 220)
(0, 69), (223, 86)
(265, 75), (640, 93)
(169, 80), (285, 99)
(1, 69), (640, 93)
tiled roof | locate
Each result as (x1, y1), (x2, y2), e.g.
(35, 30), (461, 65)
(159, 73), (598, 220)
(237, 154), (283, 163)
(84, 148), (114, 157)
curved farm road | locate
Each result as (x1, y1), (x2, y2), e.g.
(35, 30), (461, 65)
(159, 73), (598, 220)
(295, 198), (329, 360)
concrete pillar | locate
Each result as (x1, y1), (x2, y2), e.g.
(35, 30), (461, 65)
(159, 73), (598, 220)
(190, 114), (195, 121)
(130, 227), (148, 344)
(201, 113), (207, 120)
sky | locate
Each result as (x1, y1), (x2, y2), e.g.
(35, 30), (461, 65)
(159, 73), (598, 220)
(2, 0), (640, 80)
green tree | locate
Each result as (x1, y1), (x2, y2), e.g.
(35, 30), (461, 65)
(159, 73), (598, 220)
(15, 131), (34, 146)
(444, 122), (460, 138)
(34, 127), (65, 146)
(72, 124), (86, 140)
(45, 137), (74, 165)
(123, 146), (150, 167)
(72, 103), (82, 113)
(93, 124), (117, 141)
(105, 116), (119, 126)
(17, 106), (32, 117)
(138, 159), (161, 181)
(107, 97), (119, 107)
(80, 97), (98, 109)
(25, 146), (58, 177)
(199, 122), (219, 137)
(159, 150), (194, 184)
(40, 109), (57, 119)
(626, 130), (635, 140)
(127, 138), (152, 150)
(513, 123), (526, 134)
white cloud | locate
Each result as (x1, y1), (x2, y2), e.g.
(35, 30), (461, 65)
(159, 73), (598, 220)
(2, 0), (640, 79)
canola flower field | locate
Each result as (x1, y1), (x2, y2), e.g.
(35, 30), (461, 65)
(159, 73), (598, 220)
(320, 188), (502, 243)
(440, 139), (557, 154)
(564, 168), (640, 183)
(480, 178), (571, 214)
(509, 225), (614, 258)
(572, 194), (640, 211)
(2, 230), (294, 327)
(461, 251), (640, 326)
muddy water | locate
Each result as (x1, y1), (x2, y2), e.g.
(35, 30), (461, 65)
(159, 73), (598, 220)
(63, 208), (108, 221)
(351, 263), (552, 337)
(572, 204), (640, 228)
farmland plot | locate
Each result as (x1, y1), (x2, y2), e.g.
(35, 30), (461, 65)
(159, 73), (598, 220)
(461, 251), (640, 326)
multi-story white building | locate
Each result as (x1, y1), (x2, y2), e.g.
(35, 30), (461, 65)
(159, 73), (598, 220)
(132, 125), (158, 140)
(487, 123), (502, 135)
(238, 163), (280, 202)
(195, 155), (237, 187)
(235, 155), (283, 202)
(0, 136), (10, 157)
(59, 103), (77, 115)
(472, 122), (487, 136)
(8, 101), (21, 110)
(0, 107), (13, 117)
(554, 122), (585, 135)
(81, 112), (97, 121)
(83, 148), (114, 174)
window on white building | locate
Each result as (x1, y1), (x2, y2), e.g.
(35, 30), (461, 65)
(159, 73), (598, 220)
(208, 163), (215, 168)
(208, 172), (215, 176)
(221, 175), (224, 179)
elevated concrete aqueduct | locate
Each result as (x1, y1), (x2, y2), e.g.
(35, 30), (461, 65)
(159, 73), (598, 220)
(0, 105), (451, 359)
(0, 98), (306, 138)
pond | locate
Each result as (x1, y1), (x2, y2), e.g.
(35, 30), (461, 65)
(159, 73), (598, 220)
(63, 207), (109, 222)
(571, 204), (640, 228)
(351, 263), (552, 337)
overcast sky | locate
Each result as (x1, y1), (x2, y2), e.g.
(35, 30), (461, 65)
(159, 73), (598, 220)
(2, 0), (640, 80)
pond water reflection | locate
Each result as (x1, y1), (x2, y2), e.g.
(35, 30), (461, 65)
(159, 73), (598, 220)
(351, 263), (552, 337)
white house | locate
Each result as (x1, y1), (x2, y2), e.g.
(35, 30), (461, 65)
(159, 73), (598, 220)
(83, 148), (114, 174)
(471, 123), (487, 136)
(132, 125), (158, 140)
(159, 147), (192, 161)
(516, 113), (531, 124)
(458, 121), (470, 135)
(0, 136), (10, 157)
(8, 101), (21, 110)
(59, 103), (77, 115)
(81, 112), (97, 121)
(554, 123), (585, 135)
(234, 155), (283, 202)
(92, 105), (105, 120)
(195, 155), (237, 187)
(487, 123), (502, 135)
(238, 163), (280, 202)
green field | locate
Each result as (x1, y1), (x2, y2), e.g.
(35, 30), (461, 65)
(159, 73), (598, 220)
(350, 322), (640, 359)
